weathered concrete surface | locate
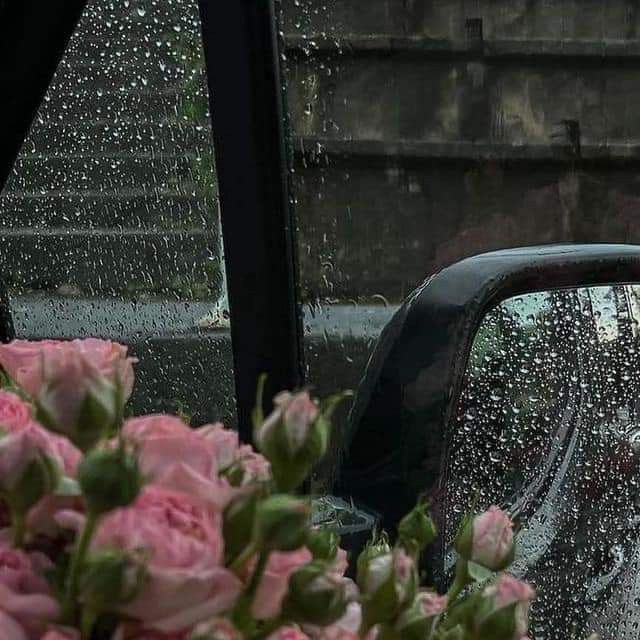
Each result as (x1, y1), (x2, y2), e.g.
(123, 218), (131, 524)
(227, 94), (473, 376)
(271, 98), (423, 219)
(281, 0), (640, 41)
(287, 56), (640, 146)
(292, 162), (640, 300)
(282, 0), (640, 304)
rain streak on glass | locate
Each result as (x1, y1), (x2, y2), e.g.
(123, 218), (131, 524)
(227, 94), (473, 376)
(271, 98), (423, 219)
(277, 1), (640, 489)
(445, 285), (640, 640)
(0, 0), (235, 424)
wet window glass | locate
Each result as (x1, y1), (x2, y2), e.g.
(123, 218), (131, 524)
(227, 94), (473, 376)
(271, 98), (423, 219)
(446, 285), (640, 639)
(0, 0), (234, 424)
(277, 1), (640, 484)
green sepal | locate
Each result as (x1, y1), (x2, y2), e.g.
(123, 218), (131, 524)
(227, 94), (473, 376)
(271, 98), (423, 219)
(467, 561), (493, 583)
(253, 494), (311, 552)
(9, 453), (60, 514)
(224, 491), (259, 563)
(477, 602), (519, 640)
(282, 560), (348, 626)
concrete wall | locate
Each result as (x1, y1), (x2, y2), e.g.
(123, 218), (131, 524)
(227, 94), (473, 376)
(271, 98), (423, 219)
(282, 0), (640, 302)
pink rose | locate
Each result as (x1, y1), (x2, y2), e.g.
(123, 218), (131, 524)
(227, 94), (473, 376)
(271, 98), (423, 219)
(490, 574), (535, 610)
(0, 339), (135, 399)
(91, 486), (242, 633)
(362, 547), (414, 600)
(0, 340), (61, 394)
(395, 590), (447, 640)
(197, 424), (271, 485)
(122, 415), (234, 509)
(196, 423), (240, 470)
(73, 338), (135, 398)
(124, 415), (218, 480)
(478, 574), (535, 640)
(0, 540), (60, 638)
(0, 340), (135, 450)
(40, 629), (79, 640)
(0, 610), (28, 640)
(251, 547), (313, 620)
(265, 627), (310, 640)
(456, 506), (514, 571)
(0, 425), (80, 482)
(0, 391), (32, 432)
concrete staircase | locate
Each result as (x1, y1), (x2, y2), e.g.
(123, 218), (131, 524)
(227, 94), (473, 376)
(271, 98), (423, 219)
(0, 0), (222, 299)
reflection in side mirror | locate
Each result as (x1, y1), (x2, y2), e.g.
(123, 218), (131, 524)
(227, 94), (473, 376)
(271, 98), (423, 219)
(445, 284), (640, 639)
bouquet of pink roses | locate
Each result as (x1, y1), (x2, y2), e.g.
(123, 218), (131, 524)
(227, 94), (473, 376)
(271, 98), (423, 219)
(0, 338), (536, 640)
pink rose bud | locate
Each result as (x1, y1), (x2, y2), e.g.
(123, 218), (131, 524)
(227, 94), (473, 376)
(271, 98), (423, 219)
(358, 545), (417, 626)
(254, 494), (311, 552)
(395, 591), (448, 640)
(0, 429), (59, 519)
(398, 502), (437, 553)
(254, 390), (322, 491)
(77, 446), (142, 516)
(78, 551), (144, 617)
(455, 506), (514, 572)
(282, 561), (349, 626)
(473, 574), (535, 640)
(0, 339), (136, 451)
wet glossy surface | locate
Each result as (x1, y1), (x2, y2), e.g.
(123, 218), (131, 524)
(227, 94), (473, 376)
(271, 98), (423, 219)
(446, 284), (640, 639)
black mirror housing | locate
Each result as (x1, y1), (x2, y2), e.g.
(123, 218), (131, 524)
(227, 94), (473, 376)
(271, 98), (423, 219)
(337, 243), (640, 580)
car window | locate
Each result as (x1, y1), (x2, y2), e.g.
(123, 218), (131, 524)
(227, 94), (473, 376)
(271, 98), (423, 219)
(0, 0), (235, 424)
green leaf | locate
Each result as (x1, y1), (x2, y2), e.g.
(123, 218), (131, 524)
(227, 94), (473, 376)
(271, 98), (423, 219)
(55, 476), (82, 497)
(320, 390), (354, 421)
(251, 373), (268, 436)
(467, 561), (493, 583)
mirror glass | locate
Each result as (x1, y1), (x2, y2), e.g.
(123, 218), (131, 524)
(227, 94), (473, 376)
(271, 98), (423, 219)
(445, 283), (640, 640)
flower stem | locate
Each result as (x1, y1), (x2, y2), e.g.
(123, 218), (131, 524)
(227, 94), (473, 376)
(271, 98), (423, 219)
(232, 549), (269, 635)
(247, 550), (269, 598)
(80, 606), (98, 640)
(447, 560), (470, 603)
(62, 511), (99, 623)
(230, 541), (258, 575)
(252, 617), (284, 640)
(11, 510), (26, 548)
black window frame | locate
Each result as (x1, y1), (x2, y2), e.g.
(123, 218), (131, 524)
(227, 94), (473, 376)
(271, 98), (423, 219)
(198, 0), (304, 441)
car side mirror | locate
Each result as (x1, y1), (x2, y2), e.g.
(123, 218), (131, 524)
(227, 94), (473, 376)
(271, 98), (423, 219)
(337, 244), (640, 638)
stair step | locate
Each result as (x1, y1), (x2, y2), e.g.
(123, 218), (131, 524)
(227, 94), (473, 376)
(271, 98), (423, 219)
(5, 154), (212, 198)
(37, 89), (194, 123)
(0, 229), (220, 295)
(51, 57), (198, 93)
(17, 121), (211, 155)
(0, 189), (214, 229)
